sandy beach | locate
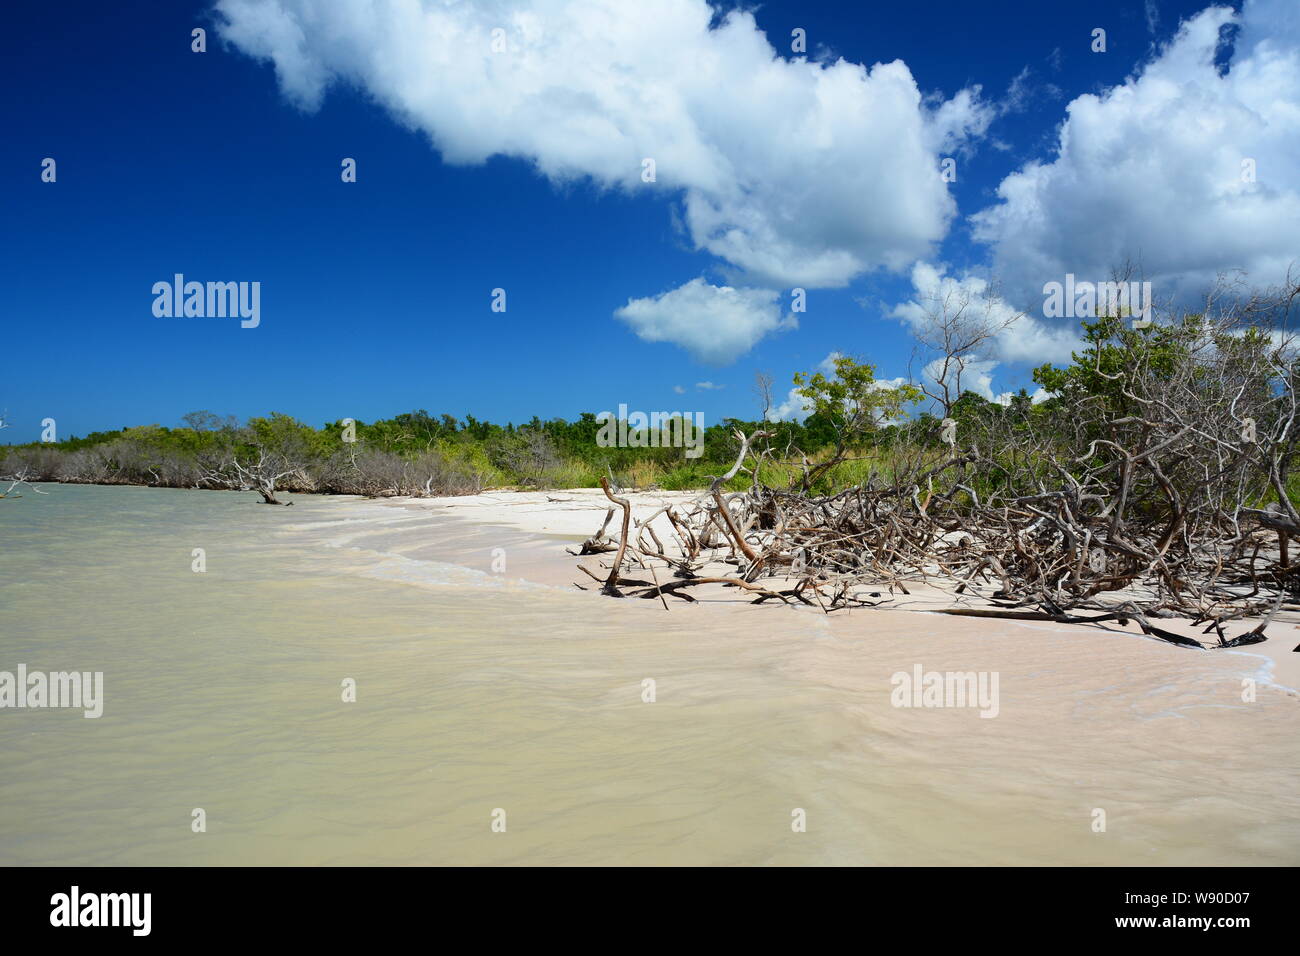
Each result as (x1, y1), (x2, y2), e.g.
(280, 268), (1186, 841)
(385, 488), (1300, 694)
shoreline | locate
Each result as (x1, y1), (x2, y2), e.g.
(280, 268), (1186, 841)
(374, 488), (1300, 696)
(13, 479), (1300, 693)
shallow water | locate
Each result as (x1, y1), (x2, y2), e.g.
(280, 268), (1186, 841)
(0, 484), (1296, 865)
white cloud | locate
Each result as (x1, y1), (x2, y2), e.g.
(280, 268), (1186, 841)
(764, 347), (1049, 421)
(767, 351), (840, 422)
(695, 381), (724, 390)
(891, 262), (1082, 366)
(1145, 0), (1161, 35)
(767, 388), (812, 423)
(920, 357), (1040, 406)
(614, 278), (794, 365)
(972, 0), (1300, 310)
(215, 0), (990, 288)
(922, 356), (994, 402)
(887, 262), (1084, 408)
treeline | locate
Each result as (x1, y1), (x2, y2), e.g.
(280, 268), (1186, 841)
(7, 299), (1297, 506)
(0, 394), (1035, 499)
(591, 311), (1300, 625)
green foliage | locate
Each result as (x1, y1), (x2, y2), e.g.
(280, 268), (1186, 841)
(792, 356), (922, 449)
(1032, 314), (1193, 415)
(9, 314), (1294, 501)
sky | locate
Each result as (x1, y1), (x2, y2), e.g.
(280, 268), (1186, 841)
(2, 0), (1298, 443)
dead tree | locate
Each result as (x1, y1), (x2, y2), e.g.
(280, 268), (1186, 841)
(0, 414), (47, 499)
(576, 276), (1300, 649)
(904, 276), (1024, 417)
(231, 449), (303, 504)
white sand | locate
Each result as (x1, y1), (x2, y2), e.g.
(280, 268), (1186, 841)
(398, 487), (695, 536)
(321, 488), (1299, 863)
(382, 488), (1300, 693)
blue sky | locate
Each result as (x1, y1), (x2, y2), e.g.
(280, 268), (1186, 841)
(4, 0), (1296, 443)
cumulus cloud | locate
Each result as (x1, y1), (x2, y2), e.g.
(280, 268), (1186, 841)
(614, 278), (794, 365)
(767, 351), (840, 422)
(891, 262), (1083, 366)
(972, 0), (1300, 310)
(917, 357), (1050, 405)
(215, 0), (989, 288)
(887, 262), (1083, 407)
(920, 356), (997, 403)
(766, 386), (812, 423)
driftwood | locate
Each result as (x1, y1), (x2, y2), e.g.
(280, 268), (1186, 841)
(0, 469), (47, 499)
(575, 284), (1300, 650)
(598, 477), (633, 595)
(575, 423), (1292, 650)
